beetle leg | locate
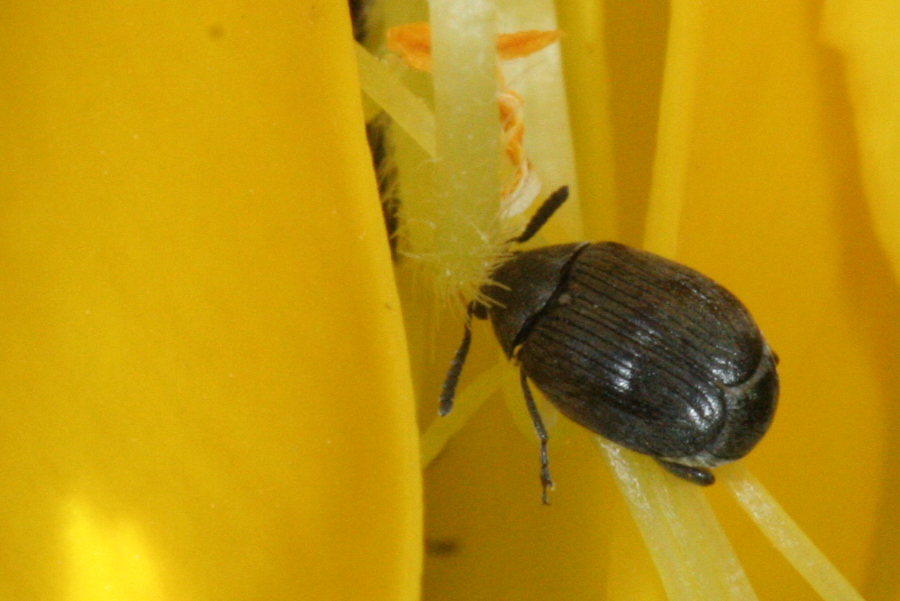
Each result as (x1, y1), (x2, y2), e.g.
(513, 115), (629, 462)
(655, 459), (715, 486)
(439, 304), (477, 416)
(519, 371), (554, 504)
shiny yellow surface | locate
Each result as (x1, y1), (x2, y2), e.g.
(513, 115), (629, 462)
(3, 0), (898, 600)
(674, 3), (887, 598)
(822, 4), (900, 599)
(424, 2), (896, 601)
(0, 2), (420, 600)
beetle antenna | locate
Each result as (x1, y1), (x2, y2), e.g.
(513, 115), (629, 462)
(439, 303), (476, 416)
(512, 186), (570, 244)
(520, 371), (554, 504)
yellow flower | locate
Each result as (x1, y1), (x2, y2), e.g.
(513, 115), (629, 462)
(408, 1), (895, 600)
(2, 1), (897, 600)
(1, 2), (420, 599)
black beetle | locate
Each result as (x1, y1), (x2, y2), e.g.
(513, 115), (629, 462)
(439, 186), (779, 503)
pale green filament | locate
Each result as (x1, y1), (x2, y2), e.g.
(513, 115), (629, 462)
(599, 442), (759, 601)
(722, 463), (866, 601)
(643, 0), (705, 258)
(415, 0), (503, 300)
(355, 44), (437, 157)
(419, 362), (514, 468)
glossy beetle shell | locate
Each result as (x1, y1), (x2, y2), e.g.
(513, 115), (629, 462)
(484, 241), (779, 468)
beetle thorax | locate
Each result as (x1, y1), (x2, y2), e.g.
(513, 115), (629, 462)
(481, 243), (588, 357)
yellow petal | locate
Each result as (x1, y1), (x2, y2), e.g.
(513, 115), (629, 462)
(672, 3), (882, 595)
(0, 2), (420, 599)
(823, 1), (900, 279)
(823, 3), (900, 599)
(421, 0), (890, 599)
